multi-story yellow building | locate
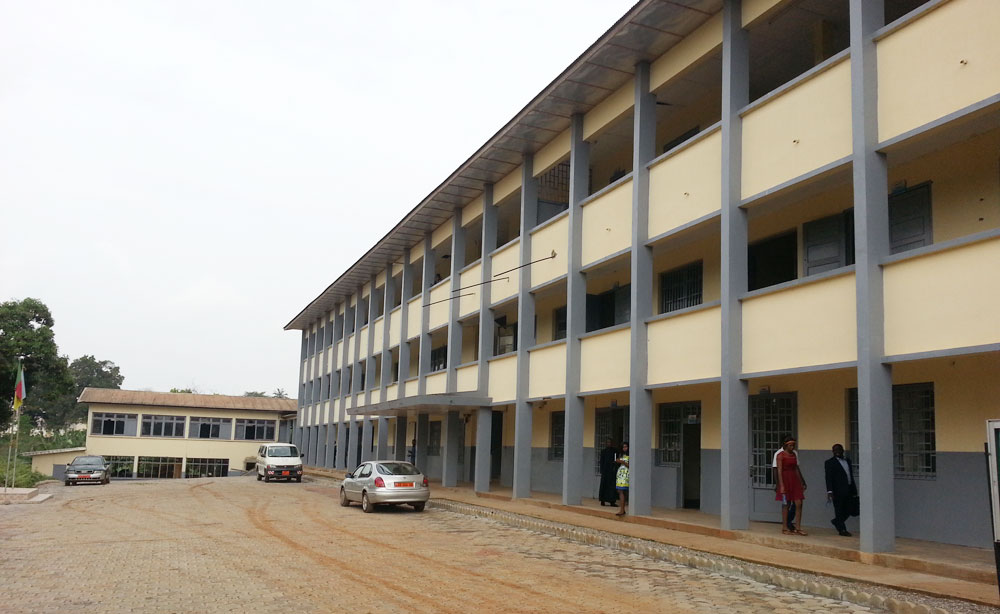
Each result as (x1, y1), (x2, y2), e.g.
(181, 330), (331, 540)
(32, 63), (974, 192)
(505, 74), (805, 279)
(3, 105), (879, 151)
(285, 0), (1000, 551)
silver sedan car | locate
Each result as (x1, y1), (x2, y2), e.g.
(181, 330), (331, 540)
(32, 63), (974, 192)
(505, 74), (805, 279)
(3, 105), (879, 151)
(340, 460), (430, 513)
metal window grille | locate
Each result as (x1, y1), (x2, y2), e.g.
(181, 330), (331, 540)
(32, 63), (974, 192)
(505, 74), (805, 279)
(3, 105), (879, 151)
(104, 455), (134, 478)
(539, 161), (569, 204)
(660, 262), (703, 314)
(235, 419), (276, 441)
(847, 388), (860, 478)
(185, 458), (230, 478)
(893, 383), (936, 479)
(593, 407), (629, 474)
(427, 422), (442, 456)
(136, 456), (182, 479)
(141, 414), (186, 438)
(549, 412), (565, 461)
(657, 402), (699, 466)
(750, 393), (797, 487)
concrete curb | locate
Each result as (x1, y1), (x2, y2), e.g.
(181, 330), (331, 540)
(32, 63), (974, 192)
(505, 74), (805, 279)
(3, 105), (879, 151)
(430, 499), (954, 614)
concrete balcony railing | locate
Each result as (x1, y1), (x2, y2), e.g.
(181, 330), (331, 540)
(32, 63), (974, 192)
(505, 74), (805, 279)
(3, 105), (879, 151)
(459, 262), (482, 317)
(488, 354), (517, 403)
(490, 240), (520, 304)
(647, 303), (721, 385)
(582, 178), (633, 267)
(530, 213), (568, 288)
(528, 341), (567, 398)
(580, 325), (630, 393)
(648, 128), (721, 238)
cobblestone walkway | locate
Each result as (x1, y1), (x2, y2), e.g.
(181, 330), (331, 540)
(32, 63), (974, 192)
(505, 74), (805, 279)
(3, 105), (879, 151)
(0, 477), (882, 614)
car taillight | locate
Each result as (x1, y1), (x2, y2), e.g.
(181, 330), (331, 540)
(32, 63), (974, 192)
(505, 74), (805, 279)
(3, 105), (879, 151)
(374, 477), (385, 488)
(422, 477), (429, 487)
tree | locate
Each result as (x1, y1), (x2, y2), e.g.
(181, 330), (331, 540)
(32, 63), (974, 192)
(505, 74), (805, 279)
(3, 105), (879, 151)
(47, 355), (125, 428)
(243, 391), (267, 397)
(170, 388), (195, 394)
(272, 388), (288, 399)
(0, 298), (74, 426)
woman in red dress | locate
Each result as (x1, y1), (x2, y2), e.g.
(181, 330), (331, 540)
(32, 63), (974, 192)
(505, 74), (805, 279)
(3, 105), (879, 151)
(776, 438), (808, 535)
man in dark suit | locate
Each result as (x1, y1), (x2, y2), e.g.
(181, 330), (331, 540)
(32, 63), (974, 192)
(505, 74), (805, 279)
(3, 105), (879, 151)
(825, 444), (857, 536)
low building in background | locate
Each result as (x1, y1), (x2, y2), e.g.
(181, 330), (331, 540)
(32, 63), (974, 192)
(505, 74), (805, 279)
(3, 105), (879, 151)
(33, 388), (298, 480)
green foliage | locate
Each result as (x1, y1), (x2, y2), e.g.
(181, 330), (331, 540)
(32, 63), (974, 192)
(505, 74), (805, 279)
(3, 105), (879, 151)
(272, 388), (288, 399)
(0, 458), (50, 488)
(47, 355), (125, 428)
(170, 388), (194, 394)
(243, 391), (267, 397)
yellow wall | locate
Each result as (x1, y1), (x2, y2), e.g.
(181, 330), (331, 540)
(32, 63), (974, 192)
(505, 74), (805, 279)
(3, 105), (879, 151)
(335, 340), (343, 369)
(647, 306), (721, 385)
(385, 383), (398, 402)
(895, 353), (1000, 452)
(425, 371), (447, 395)
(459, 263), (482, 317)
(651, 382), (722, 449)
(878, 0), (1000, 142)
(582, 179), (633, 266)
(742, 57), (852, 199)
(406, 296), (421, 340)
(534, 132), (570, 177)
(495, 166), (522, 204)
(742, 0), (790, 27)
(388, 309), (401, 347)
(651, 233), (721, 312)
(29, 450), (84, 477)
(530, 214), (569, 287)
(580, 327), (630, 392)
(431, 218), (452, 248)
(428, 283), (450, 330)
(358, 326), (369, 357)
(533, 288), (566, 344)
(409, 242), (424, 266)
(884, 237), (1000, 355)
(650, 14), (722, 92)
(488, 354), (517, 402)
(584, 78), (635, 141)
(742, 272), (857, 373)
(404, 378), (419, 398)
(528, 342), (567, 398)
(649, 129), (722, 237)
(462, 197), (483, 227)
(490, 240), (521, 303)
(461, 323), (478, 363)
(457, 363), (478, 392)
(745, 369), (857, 450)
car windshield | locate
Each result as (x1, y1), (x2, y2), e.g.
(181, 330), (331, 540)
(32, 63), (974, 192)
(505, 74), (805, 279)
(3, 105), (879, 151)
(376, 462), (419, 476)
(71, 456), (105, 466)
(267, 446), (298, 458)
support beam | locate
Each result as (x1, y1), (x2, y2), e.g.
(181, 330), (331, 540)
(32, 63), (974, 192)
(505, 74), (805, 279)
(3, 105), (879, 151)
(447, 210), (466, 392)
(512, 156), (538, 499)
(361, 418), (374, 462)
(325, 422), (337, 468)
(628, 61), (656, 517)
(416, 413), (430, 472)
(475, 407), (492, 492)
(441, 410), (462, 487)
(336, 304), (351, 470)
(720, 0), (751, 531)
(850, 0), (895, 553)
(562, 113), (589, 506)
(418, 233), (434, 395)
(394, 415), (408, 461)
(347, 418), (360, 470)
(376, 417), (390, 459)
(477, 185), (497, 395)
(399, 254), (413, 392)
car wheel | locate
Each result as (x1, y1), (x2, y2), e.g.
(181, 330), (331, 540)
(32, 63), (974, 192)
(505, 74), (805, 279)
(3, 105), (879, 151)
(257, 473), (262, 481)
(339, 488), (350, 507)
(295, 477), (302, 483)
(361, 492), (374, 513)
(412, 502), (426, 512)
(264, 475), (270, 483)
(64, 480), (71, 487)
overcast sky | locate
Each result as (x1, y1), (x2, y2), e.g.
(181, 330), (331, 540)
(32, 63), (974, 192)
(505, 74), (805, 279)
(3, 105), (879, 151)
(0, 1), (636, 397)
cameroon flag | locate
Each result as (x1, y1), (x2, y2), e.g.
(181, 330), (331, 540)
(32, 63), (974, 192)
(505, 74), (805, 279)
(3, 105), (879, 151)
(13, 362), (26, 411)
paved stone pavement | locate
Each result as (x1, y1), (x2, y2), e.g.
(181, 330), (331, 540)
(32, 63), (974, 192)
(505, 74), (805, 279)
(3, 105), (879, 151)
(0, 476), (883, 614)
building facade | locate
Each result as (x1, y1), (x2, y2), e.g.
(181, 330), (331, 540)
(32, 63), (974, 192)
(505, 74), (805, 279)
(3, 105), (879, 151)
(68, 388), (296, 478)
(286, 0), (1000, 551)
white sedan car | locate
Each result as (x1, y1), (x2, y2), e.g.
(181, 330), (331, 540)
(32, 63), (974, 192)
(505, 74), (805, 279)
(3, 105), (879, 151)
(340, 460), (430, 513)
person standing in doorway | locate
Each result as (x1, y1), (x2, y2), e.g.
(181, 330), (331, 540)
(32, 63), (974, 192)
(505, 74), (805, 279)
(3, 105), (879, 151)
(776, 437), (807, 535)
(408, 438), (417, 464)
(615, 442), (630, 517)
(825, 444), (857, 536)
(598, 438), (619, 507)
(773, 434), (798, 532)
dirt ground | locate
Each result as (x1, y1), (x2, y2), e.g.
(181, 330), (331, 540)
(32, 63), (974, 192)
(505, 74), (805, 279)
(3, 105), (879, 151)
(0, 476), (879, 614)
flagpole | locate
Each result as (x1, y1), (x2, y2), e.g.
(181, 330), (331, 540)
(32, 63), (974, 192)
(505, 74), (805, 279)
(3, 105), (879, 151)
(4, 358), (24, 493)
(2, 398), (14, 493)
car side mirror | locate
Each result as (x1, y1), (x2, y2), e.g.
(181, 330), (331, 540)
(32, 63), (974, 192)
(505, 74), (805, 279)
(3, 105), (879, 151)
(300, 453), (305, 457)
(345, 472), (353, 479)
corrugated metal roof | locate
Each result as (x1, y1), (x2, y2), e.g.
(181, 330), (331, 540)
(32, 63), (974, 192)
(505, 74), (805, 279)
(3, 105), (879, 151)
(21, 447), (88, 457)
(285, 0), (723, 331)
(78, 388), (297, 413)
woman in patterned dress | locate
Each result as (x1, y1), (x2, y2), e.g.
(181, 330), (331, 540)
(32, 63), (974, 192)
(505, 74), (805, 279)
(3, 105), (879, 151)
(615, 442), (630, 517)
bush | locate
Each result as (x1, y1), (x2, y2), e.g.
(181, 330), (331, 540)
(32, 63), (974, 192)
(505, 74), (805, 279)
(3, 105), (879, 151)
(0, 458), (50, 488)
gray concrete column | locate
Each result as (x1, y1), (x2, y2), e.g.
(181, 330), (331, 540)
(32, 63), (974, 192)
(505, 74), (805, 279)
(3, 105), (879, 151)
(394, 416), (408, 461)
(365, 274), (378, 406)
(361, 418), (374, 462)
(376, 417), (390, 459)
(477, 185), (497, 393)
(628, 61), (657, 516)
(447, 210), (466, 392)
(562, 113), (589, 506)
(416, 413), (430, 472)
(441, 410), (462, 487)
(381, 262), (394, 391)
(720, 0), (751, 531)
(325, 423), (337, 468)
(474, 407), (492, 492)
(418, 233), (434, 395)
(335, 412), (348, 470)
(337, 302), (352, 470)
(352, 289), (364, 396)
(346, 419), (360, 471)
(399, 254), (413, 389)
(850, 0), (894, 553)
(512, 155), (538, 499)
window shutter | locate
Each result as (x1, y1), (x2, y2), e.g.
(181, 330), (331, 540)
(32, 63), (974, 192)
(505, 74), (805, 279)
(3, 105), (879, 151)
(889, 184), (932, 254)
(803, 213), (845, 275)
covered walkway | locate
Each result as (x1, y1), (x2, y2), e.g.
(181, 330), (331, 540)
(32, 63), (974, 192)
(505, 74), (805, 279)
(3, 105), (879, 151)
(306, 465), (999, 607)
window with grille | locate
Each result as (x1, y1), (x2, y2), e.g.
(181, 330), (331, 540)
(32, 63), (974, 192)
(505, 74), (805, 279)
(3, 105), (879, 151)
(536, 161), (570, 226)
(847, 383), (935, 479)
(141, 414), (186, 438)
(236, 419), (276, 441)
(104, 455), (134, 478)
(427, 421), (442, 456)
(660, 262), (703, 314)
(430, 346), (448, 372)
(750, 393), (797, 487)
(549, 412), (565, 461)
(189, 417), (232, 440)
(91, 412), (137, 436)
(185, 458), (230, 478)
(658, 402), (700, 466)
(552, 306), (567, 341)
(136, 456), (182, 479)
